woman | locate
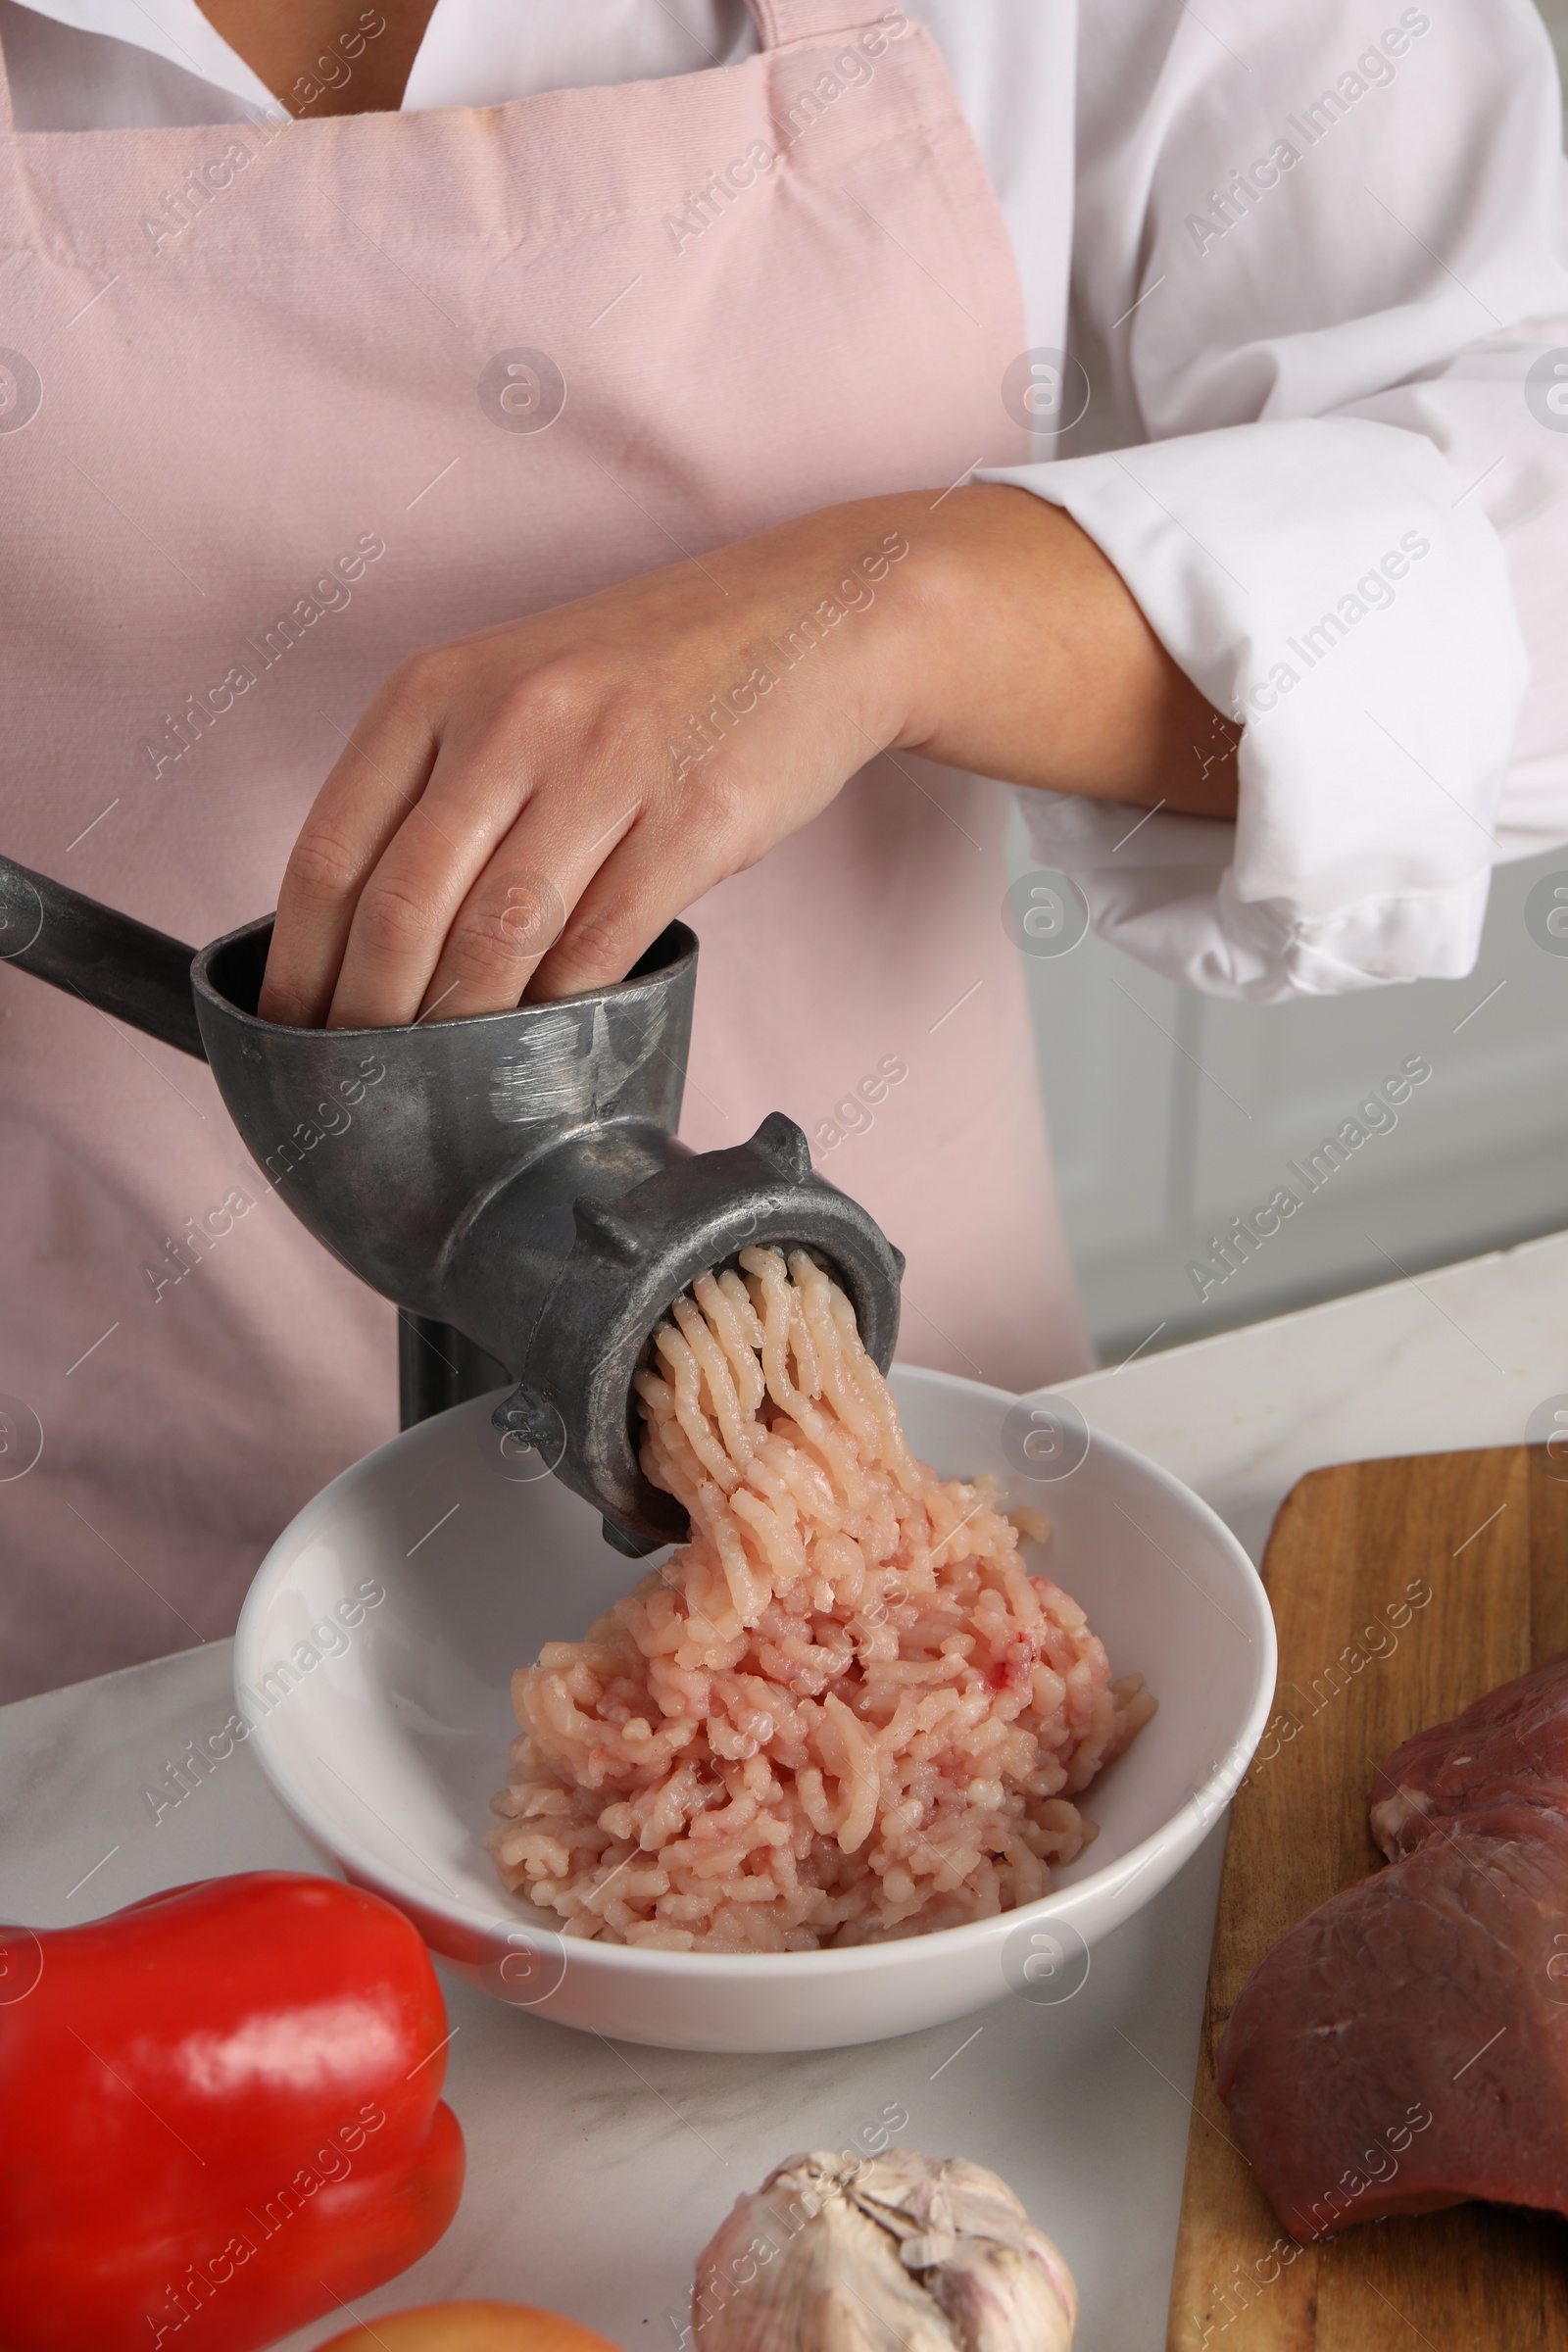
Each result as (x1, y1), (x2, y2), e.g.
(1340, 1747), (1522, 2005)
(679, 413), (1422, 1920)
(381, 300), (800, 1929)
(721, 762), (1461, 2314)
(1, 0), (1563, 1698)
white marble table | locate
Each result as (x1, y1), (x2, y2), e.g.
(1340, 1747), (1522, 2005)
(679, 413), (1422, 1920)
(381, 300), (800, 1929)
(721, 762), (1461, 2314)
(6, 1229), (1567, 2351)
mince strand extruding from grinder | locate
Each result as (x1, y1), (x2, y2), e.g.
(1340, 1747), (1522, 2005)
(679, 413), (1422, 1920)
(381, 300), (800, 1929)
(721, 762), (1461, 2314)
(490, 1247), (1153, 1950)
(0, 851), (902, 1552)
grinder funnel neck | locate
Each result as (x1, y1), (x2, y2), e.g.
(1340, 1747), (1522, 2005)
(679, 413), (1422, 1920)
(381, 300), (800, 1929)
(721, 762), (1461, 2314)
(187, 916), (903, 1554)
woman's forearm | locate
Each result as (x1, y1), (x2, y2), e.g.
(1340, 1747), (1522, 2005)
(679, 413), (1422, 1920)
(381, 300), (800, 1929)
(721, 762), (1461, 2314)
(721, 484), (1241, 820)
(876, 483), (1240, 819)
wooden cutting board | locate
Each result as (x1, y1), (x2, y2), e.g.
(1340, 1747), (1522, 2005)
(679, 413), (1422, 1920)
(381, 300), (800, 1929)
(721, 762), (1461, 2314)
(1167, 1445), (1568, 2351)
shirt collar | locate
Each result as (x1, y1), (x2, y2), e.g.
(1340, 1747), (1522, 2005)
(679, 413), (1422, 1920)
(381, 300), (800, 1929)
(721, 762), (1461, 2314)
(7, 0), (285, 110)
(2, 0), (754, 116)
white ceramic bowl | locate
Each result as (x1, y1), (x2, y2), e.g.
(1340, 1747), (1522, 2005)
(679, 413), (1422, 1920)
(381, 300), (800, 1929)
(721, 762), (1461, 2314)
(234, 1368), (1274, 2052)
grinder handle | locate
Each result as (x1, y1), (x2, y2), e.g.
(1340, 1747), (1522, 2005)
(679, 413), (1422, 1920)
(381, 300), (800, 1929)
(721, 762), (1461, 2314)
(0, 852), (207, 1060)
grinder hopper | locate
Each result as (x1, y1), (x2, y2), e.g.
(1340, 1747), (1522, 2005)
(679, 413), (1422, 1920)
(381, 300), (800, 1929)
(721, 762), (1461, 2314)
(0, 855), (904, 1555)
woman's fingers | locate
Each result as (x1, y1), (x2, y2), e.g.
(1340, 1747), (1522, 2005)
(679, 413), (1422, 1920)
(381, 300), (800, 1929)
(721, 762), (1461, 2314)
(408, 712), (801, 1022)
(318, 647), (657, 1027)
(335, 649), (867, 1023)
(259, 665), (447, 1027)
(317, 678), (578, 1029)
(524, 743), (843, 1002)
(321, 786), (513, 1030)
(408, 754), (738, 1023)
(331, 644), (752, 1025)
(413, 802), (642, 1023)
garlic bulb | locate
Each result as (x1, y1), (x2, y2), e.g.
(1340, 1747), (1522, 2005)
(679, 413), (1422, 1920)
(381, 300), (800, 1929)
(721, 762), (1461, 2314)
(691, 2148), (1078, 2350)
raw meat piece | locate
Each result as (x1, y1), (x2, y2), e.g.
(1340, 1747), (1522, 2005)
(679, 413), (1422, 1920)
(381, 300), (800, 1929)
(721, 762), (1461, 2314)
(1218, 1655), (1568, 2240)
(1371, 1649), (1568, 1856)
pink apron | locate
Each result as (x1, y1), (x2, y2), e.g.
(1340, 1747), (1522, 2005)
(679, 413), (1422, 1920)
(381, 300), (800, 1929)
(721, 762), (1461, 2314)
(0, 0), (1090, 1698)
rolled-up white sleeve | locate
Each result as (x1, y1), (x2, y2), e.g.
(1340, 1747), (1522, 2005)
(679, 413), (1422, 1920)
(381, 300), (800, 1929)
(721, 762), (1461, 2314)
(984, 0), (1568, 1001)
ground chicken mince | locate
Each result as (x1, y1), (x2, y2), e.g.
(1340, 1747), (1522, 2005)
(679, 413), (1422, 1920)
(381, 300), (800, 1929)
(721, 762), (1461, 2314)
(489, 1246), (1153, 1951)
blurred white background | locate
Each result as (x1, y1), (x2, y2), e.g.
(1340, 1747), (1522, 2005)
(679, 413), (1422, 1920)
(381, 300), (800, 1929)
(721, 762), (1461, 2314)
(1026, 0), (1568, 1364)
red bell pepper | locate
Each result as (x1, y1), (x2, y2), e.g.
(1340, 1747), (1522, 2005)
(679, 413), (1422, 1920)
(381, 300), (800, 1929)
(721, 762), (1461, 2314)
(0, 1871), (465, 2351)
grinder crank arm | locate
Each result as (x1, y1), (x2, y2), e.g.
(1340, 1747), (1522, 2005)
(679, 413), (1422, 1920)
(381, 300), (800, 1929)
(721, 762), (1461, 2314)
(0, 847), (491, 1431)
(0, 850), (206, 1059)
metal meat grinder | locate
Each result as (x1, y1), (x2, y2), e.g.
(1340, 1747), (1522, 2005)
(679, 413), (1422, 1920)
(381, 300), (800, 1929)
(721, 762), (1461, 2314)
(0, 854), (904, 1555)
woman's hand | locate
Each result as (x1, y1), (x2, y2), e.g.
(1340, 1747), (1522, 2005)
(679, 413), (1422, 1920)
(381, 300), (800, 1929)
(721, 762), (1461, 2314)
(258, 487), (1238, 1030)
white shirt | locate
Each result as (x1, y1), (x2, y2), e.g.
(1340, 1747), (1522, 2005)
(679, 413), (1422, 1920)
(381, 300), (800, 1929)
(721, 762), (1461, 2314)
(5, 0), (1567, 1002)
